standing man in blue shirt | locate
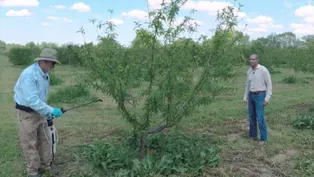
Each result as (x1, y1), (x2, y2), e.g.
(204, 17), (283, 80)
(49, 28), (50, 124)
(243, 54), (272, 145)
(14, 48), (63, 177)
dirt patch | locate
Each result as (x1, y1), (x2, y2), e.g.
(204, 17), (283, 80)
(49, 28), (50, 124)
(206, 164), (278, 177)
(271, 150), (297, 164)
(226, 132), (242, 141)
(206, 119), (249, 135)
(214, 146), (289, 177)
(285, 101), (314, 113)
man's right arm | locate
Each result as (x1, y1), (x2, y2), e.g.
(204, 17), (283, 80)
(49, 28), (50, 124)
(20, 74), (53, 116)
(243, 71), (249, 101)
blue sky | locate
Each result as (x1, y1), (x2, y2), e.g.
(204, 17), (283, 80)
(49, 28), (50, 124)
(0, 0), (313, 46)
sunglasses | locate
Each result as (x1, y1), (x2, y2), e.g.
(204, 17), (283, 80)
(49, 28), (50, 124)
(45, 61), (56, 65)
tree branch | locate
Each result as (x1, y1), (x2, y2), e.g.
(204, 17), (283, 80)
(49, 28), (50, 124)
(147, 122), (167, 134)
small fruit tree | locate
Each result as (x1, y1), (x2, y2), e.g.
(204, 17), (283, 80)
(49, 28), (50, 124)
(78, 0), (244, 159)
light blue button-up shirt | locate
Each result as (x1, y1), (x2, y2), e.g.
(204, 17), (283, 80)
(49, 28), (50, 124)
(14, 62), (53, 116)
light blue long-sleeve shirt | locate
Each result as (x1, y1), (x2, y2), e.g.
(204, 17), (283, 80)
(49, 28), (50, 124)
(14, 62), (53, 116)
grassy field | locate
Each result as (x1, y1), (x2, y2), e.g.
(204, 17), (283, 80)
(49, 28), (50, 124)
(1, 53), (314, 177)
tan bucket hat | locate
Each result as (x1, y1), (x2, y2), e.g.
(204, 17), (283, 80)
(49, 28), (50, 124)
(34, 48), (61, 64)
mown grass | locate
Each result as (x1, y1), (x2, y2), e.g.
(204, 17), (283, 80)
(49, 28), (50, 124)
(1, 54), (314, 177)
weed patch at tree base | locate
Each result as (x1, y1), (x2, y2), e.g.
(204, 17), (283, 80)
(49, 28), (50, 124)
(282, 76), (297, 84)
(80, 132), (222, 177)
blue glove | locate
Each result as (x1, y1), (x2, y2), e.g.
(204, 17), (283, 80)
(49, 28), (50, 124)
(52, 108), (63, 118)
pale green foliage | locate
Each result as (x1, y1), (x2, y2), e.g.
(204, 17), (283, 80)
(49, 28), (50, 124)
(78, 0), (244, 137)
(131, 29), (162, 48)
(0, 40), (6, 51)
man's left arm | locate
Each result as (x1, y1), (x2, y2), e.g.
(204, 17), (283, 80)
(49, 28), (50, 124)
(264, 68), (272, 102)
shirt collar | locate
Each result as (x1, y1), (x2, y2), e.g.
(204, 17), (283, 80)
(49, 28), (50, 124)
(256, 64), (261, 69)
(251, 64), (261, 70)
(34, 62), (48, 78)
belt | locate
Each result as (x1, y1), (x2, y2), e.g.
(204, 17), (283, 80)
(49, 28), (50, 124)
(250, 91), (265, 95)
(15, 103), (35, 112)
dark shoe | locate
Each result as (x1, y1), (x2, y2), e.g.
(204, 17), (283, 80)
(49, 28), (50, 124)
(249, 137), (258, 141)
(49, 166), (60, 176)
(38, 168), (47, 176)
(38, 165), (60, 176)
(28, 174), (41, 177)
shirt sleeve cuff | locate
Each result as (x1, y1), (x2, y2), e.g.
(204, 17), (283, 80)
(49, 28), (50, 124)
(265, 97), (270, 102)
(47, 105), (54, 114)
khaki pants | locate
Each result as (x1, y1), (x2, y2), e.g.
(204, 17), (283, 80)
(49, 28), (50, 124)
(16, 109), (53, 176)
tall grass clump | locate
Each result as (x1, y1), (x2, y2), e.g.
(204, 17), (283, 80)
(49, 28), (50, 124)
(48, 83), (96, 104)
(49, 72), (64, 86)
(282, 76), (297, 84)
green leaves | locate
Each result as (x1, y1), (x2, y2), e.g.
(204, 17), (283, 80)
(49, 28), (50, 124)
(83, 132), (222, 177)
(293, 115), (314, 130)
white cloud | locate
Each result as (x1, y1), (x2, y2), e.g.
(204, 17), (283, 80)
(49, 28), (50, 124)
(5, 9), (32, 17)
(237, 22), (284, 35)
(63, 18), (72, 23)
(0, 0), (39, 7)
(41, 22), (51, 26)
(108, 19), (123, 25)
(46, 16), (72, 22)
(122, 9), (148, 19)
(147, 0), (246, 22)
(51, 5), (66, 9)
(44, 10), (55, 14)
(247, 27), (268, 33)
(183, 1), (232, 16)
(295, 5), (314, 18)
(148, 0), (171, 9)
(237, 11), (247, 18)
(148, 0), (237, 17)
(46, 16), (59, 20)
(290, 23), (314, 35)
(247, 15), (273, 24)
(305, 16), (314, 23)
(70, 2), (91, 12)
(294, 5), (314, 23)
(259, 23), (284, 29)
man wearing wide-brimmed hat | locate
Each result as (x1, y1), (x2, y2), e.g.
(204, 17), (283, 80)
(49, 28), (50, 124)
(13, 48), (63, 177)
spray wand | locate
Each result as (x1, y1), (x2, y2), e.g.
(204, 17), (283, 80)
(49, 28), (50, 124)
(60, 98), (103, 113)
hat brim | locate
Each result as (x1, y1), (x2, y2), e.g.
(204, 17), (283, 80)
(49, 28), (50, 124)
(34, 57), (61, 64)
